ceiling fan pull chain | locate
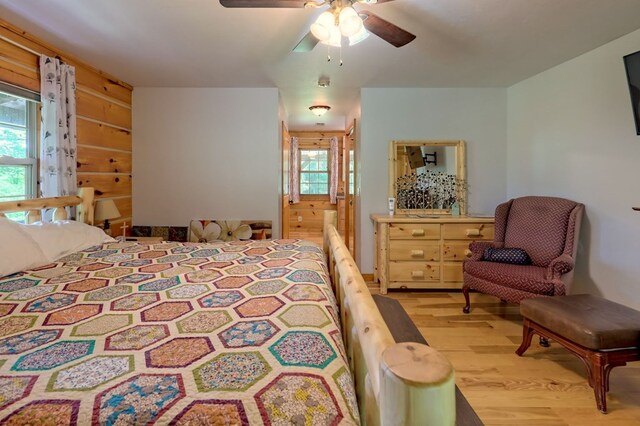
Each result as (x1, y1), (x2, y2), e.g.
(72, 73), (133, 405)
(327, 44), (332, 62)
(340, 44), (343, 66)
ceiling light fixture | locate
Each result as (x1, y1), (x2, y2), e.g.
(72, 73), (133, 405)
(309, 105), (331, 116)
(317, 76), (330, 88)
(310, 1), (369, 48)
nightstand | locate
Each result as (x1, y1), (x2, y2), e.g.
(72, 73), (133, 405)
(124, 236), (164, 243)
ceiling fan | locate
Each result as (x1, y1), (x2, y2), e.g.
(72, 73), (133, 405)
(219, 0), (416, 52)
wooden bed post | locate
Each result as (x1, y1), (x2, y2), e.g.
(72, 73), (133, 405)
(380, 343), (456, 425)
(323, 210), (456, 425)
(76, 187), (95, 225)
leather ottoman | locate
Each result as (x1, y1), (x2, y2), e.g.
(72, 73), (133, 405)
(516, 294), (640, 413)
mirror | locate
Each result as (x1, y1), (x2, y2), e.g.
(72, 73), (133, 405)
(389, 140), (466, 215)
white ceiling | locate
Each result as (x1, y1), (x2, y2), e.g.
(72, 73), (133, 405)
(2, 0), (640, 130)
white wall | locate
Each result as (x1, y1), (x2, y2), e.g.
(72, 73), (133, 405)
(507, 29), (640, 309)
(359, 88), (508, 272)
(133, 88), (280, 236)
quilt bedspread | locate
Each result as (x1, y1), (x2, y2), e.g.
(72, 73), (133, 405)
(0, 239), (359, 425)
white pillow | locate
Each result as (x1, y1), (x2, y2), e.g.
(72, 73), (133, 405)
(20, 220), (116, 261)
(0, 217), (50, 277)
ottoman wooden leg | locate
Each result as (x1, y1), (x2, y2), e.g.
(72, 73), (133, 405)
(591, 353), (609, 413)
(516, 318), (535, 356)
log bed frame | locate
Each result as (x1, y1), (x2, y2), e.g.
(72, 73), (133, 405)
(323, 211), (456, 425)
(0, 190), (458, 425)
(0, 187), (94, 224)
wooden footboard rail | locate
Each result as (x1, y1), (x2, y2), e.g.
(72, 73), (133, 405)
(323, 211), (456, 426)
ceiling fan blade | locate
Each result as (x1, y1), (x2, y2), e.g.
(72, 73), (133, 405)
(293, 32), (320, 52)
(220, 0), (308, 8)
(360, 10), (416, 48)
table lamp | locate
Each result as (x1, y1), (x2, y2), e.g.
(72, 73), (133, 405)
(94, 199), (121, 235)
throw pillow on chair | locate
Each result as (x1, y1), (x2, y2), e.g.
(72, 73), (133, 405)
(483, 247), (531, 265)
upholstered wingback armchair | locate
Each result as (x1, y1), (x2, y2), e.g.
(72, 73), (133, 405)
(462, 196), (584, 313)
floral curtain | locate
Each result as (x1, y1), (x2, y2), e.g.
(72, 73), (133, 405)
(329, 136), (339, 204)
(39, 55), (77, 198)
(289, 136), (300, 204)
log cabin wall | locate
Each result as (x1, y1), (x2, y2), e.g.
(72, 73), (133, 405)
(288, 131), (345, 242)
(0, 19), (133, 236)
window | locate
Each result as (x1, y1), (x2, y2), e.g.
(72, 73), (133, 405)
(300, 149), (329, 195)
(0, 91), (37, 222)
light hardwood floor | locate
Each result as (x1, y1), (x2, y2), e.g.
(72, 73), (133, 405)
(375, 289), (640, 425)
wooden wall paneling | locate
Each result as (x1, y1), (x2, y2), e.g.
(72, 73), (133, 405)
(76, 147), (132, 174)
(293, 198), (336, 210)
(0, 37), (39, 67)
(281, 122), (291, 238)
(76, 90), (132, 129)
(0, 57), (39, 92)
(74, 67), (132, 104)
(0, 17), (133, 234)
(112, 197), (132, 220)
(77, 119), (131, 152)
(77, 174), (132, 199)
(289, 198), (338, 232)
(0, 20), (132, 93)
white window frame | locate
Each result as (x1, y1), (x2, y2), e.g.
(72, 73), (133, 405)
(0, 88), (38, 202)
(299, 148), (330, 196)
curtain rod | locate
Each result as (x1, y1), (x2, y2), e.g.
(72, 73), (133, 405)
(0, 34), (41, 57)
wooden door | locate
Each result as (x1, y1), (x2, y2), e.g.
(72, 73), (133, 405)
(281, 122), (290, 238)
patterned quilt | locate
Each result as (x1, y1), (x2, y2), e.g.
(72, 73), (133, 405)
(0, 239), (359, 425)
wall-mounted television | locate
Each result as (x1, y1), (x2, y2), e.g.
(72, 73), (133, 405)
(623, 50), (640, 135)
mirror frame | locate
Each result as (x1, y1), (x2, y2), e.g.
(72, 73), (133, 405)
(388, 140), (466, 215)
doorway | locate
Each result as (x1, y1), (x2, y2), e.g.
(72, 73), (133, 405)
(281, 127), (356, 257)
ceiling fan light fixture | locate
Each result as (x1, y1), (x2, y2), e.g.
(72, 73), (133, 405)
(349, 25), (370, 46)
(309, 105), (331, 116)
(338, 6), (363, 37)
(320, 24), (342, 47)
(310, 11), (335, 41)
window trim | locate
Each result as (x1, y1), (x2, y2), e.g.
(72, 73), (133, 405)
(299, 148), (330, 196)
(0, 92), (38, 201)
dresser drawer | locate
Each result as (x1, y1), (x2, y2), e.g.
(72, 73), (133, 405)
(389, 262), (439, 282)
(389, 240), (440, 261)
(389, 223), (440, 240)
(442, 223), (494, 240)
(443, 263), (464, 282)
(443, 242), (472, 262)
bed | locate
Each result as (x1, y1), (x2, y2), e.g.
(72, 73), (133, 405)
(0, 189), (455, 425)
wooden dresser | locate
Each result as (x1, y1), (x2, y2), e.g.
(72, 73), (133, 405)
(371, 214), (494, 293)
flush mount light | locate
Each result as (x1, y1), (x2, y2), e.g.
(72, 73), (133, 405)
(317, 77), (330, 88)
(309, 105), (331, 116)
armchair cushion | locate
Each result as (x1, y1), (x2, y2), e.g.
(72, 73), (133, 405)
(483, 247), (531, 265)
(464, 261), (555, 295)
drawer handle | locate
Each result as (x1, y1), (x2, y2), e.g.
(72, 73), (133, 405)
(464, 249), (472, 258)
(410, 249), (424, 258)
(411, 270), (424, 279)
(465, 229), (481, 237)
(411, 229), (425, 237)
